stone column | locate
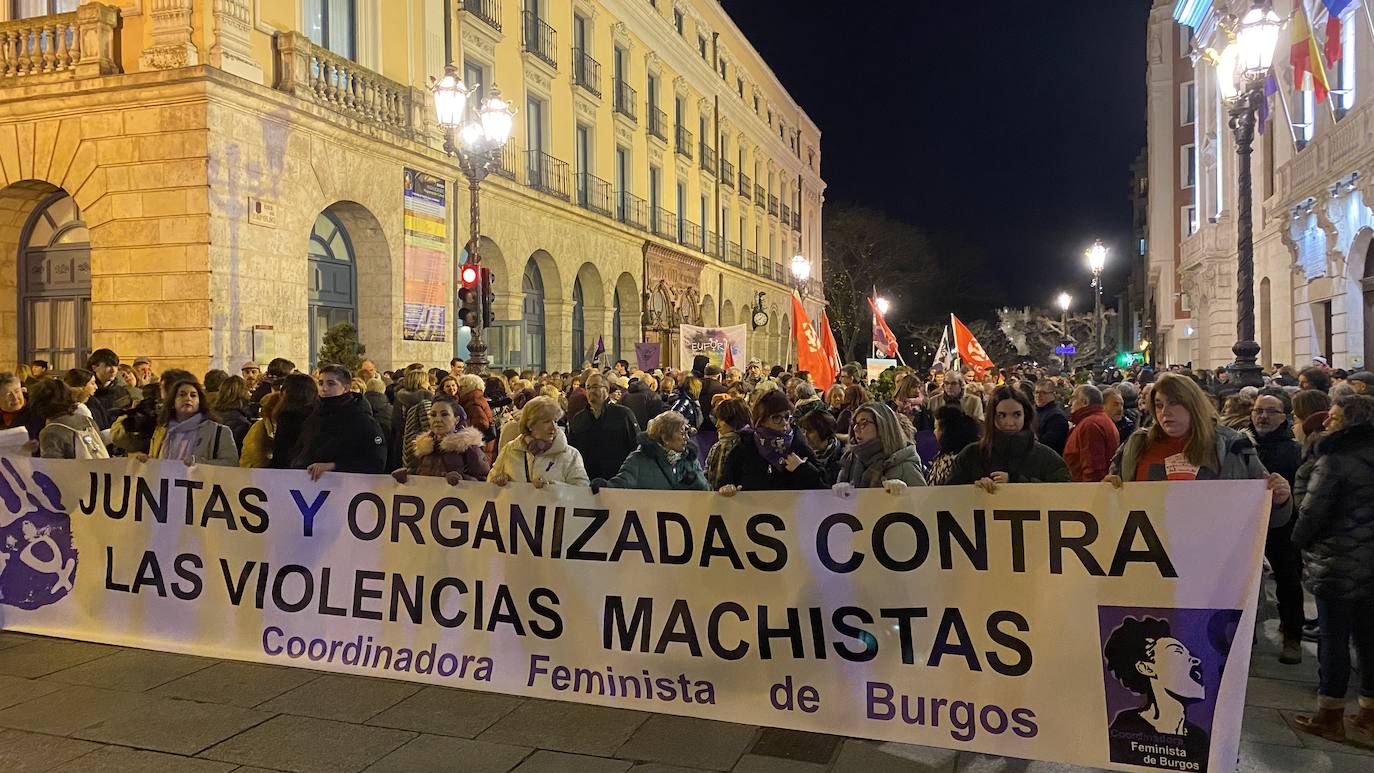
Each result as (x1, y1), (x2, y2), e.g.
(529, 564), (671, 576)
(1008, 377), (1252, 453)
(209, 0), (263, 84)
(140, 0), (198, 70)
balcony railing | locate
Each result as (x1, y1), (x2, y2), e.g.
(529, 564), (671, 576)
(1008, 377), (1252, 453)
(781, 203), (790, 223)
(675, 125), (693, 159)
(792, 211), (801, 231)
(746, 249), (759, 272)
(617, 191), (647, 230)
(720, 159), (735, 188)
(575, 172), (612, 216)
(0, 4), (120, 79)
(522, 11), (557, 69)
(277, 32), (413, 135)
(461, 0), (502, 31)
(705, 231), (723, 258)
(526, 150), (569, 199)
(496, 141), (521, 180)
(739, 173), (751, 201)
(755, 185), (765, 209)
(614, 80), (637, 121)
(571, 48), (601, 97)
(727, 242), (742, 265)
(653, 206), (676, 238)
(768, 195), (779, 216)
(681, 220), (703, 250)
(699, 143), (717, 175)
(648, 107), (667, 140)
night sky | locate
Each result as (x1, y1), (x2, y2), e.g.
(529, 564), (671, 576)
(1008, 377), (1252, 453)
(722, 0), (1154, 316)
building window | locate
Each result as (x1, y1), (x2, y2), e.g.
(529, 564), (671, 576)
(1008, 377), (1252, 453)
(719, 58), (727, 79)
(676, 181), (687, 241)
(1177, 23), (1192, 56)
(673, 8), (683, 34)
(698, 34), (707, 59)
(464, 60), (486, 104)
(737, 77), (744, 97)
(753, 94), (759, 113)
(1181, 205), (1198, 239)
(1180, 81), (1195, 125)
(1334, 12), (1357, 116)
(649, 164), (660, 212)
(1213, 90), (1224, 216)
(303, 0), (356, 60)
(1180, 144), (1196, 189)
(1295, 88), (1315, 146)
(11, 0), (76, 17)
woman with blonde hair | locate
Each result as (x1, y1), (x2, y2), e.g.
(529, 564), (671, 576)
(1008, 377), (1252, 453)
(489, 396), (589, 487)
(240, 391), (282, 468)
(596, 410), (709, 491)
(1106, 373), (1291, 523)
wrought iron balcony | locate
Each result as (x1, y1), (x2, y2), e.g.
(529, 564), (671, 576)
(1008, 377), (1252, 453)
(617, 191), (648, 230)
(575, 172), (612, 216)
(648, 107), (667, 140)
(768, 195), (778, 217)
(496, 141), (521, 180)
(705, 231), (724, 258)
(675, 125), (693, 159)
(699, 143), (717, 175)
(755, 185), (765, 208)
(521, 11), (557, 69)
(681, 220), (703, 250)
(739, 173), (751, 200)
(571, 48), (601, 97)
(746, 249), (758, 272)
(461, 0), (502, 31)
(792, 211), (801, 231)
(728, 242), (742, 265)
(614, 80), (637, 121)
(526, 150), (569, 199)
(653, 206), (676, 238)
(720, 159), (734, 188)
(781, 203), (790, 223)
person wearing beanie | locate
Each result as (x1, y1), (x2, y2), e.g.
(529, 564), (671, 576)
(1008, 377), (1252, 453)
(718, 389), (824, 493)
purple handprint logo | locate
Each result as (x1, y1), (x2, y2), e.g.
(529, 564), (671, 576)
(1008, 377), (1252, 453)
(0, 458), (77, 610)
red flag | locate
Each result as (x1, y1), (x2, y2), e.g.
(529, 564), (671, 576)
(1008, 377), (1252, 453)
(818, 308), (841, 386)
(951, 313), (994, 374)
(723, 341), (735, 370)
(791, 291), (836, 388)
(868, 297), (898, 358)
(1293, 3), (1331, 103)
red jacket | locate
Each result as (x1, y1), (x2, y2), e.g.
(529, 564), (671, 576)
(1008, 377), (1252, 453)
(1064, 404), (1120, 482)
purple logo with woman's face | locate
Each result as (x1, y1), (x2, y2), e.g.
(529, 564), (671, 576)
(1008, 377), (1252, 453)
(0, 458), (77, 610)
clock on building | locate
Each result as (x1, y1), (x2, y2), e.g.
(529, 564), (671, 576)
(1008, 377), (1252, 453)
(752, 309), (770, 329)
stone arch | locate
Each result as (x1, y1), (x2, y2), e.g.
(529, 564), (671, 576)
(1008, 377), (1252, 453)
(720, 299), (735, 327)
(612, 271), (639, 365)
(305, 201), (391, 368)
(781, 312), (790, 368)
(1347, 227), (1374, 369)
(572, 261), (606, 368)
(700, 293), (717, 326)
(767, 303), (780, 365)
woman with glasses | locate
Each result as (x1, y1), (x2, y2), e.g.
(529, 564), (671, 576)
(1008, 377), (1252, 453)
(835, 402), (927, 493)
(945, 385), (1070, 490)
(718, 390), (825, 494)
(594, 411), (709, 491)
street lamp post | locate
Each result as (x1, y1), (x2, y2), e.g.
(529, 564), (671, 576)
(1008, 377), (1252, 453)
(432, 64), (515, 375)
(1216, 1), (1281, 388)
(1087, 241), (1107, 357)
(1057, 291), (1072, 335)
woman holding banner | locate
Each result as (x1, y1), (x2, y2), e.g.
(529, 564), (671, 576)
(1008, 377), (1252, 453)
(393, 396), (489, 484)
(944, 385), (1070, 490)
(717, 390), (825, 494)
(142, 379), (239, 466)
(594, 411), (709, 491)
(834, 402), (927, 493)
(489, 396), (589, 488)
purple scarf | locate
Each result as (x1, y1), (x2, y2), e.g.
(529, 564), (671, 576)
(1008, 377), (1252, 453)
(754, 426), (795, 472)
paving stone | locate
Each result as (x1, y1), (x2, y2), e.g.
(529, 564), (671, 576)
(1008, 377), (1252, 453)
(69, 690), (272, 756)
(0, 673), (64, 710)
(1278, 710), (1374, 757)
(49, 745), (239, 772)
(362, 733), (532, 773)
(747, 728), (840, 764)
(0, 638), (118, 678)
(1246, 645), (1320, 684)
(151, 660), (320, 707)
(629, 765), (721, 773)
(512, 750), (633, 773)
(255, 673), (421, 723)
(0, 632), (35, 650)
(729, 755), (827, 773)
(364, 685), (524, 738)
(1245, 676), (1322, 711)
(614, 714), (756, 770)
(47, 648), (215, 692)
(1238, 740), (1374, 773)
(479, 699), (649, 757)
(1241, 706), (1300, 747)
(0, 685), (143, 736)
(0, 728), (100, 773)
(198, 714), (416, 773)
(954, 754), (1110, 772)
(830, 739), (958, 773)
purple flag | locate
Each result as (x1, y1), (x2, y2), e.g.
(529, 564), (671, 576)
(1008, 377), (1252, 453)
(1258, 71), (1278, 133)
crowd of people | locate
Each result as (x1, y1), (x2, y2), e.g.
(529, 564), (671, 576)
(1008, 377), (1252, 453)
(2, 348), (1373, 746)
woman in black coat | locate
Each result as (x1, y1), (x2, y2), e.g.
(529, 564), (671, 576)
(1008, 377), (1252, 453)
(718, 389), (825, 493)
(945, 385), (1070, 489)
(269, 374), (320, 470)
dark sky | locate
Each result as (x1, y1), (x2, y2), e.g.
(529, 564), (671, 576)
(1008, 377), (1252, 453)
(722, 0), (1153, 315)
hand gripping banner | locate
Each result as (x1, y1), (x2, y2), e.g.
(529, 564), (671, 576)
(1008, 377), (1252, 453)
(0, 457), (1270, 772)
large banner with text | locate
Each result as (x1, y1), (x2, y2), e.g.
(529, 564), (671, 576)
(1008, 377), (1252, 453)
(679, 324), (748, 369)
(0, 458), (1268, 772)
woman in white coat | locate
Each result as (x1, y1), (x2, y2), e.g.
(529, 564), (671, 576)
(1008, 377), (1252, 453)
(489, 396), (589, 488)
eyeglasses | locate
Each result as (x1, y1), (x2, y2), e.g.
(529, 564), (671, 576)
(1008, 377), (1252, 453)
(768, 412), (793, 424)
(852, 419), (875, 430)
(1251, 408), (1284, 417)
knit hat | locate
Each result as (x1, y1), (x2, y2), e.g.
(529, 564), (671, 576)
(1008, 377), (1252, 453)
(1348, 371), (1374, 388)
(751, 389), (793, 426)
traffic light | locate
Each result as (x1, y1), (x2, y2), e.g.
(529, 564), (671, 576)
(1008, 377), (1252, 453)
(481, 267), (496, 327)
(457, 263), (480, 328)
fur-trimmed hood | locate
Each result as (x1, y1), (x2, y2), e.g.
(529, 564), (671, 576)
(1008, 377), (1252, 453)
(413, 426), (484, 457)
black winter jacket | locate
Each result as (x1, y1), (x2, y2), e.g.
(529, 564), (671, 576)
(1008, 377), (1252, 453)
(1034, 402), (1069, 456)
(1250, 421), (1302, 485)
(945, 430), (1071, 485)
(1292, 424), (1374, 600)
(290, 393), (387, 473)
(620, 382), (666, 429)
(719, 429), (826, 491)
(568, 402), (640, 481)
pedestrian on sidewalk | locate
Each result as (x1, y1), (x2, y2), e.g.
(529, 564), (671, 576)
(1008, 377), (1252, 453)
(1247, 392), (1307, 665)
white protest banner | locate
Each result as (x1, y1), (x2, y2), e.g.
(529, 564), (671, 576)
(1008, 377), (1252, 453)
(680, 324), (748, 369)
(0, 457), (1268, 773)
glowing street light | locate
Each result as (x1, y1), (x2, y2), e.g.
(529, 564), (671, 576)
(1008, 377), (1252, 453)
(875, 296), (891, 316)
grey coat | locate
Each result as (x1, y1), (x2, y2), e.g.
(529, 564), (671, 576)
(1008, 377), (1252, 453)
(837, 445), (928, 487)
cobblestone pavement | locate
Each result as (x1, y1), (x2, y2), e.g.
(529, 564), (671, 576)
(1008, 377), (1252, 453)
(0, 618), (1369, 773)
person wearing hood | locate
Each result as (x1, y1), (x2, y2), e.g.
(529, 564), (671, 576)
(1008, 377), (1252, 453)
(1105, 373), (1291, 526)
(1290, 394), (1374, 746)
(595, 411), (709, 491)
(834, 402), (927, 494)
(33, 377), (108, 459)
(490, 396), (589, 487)
(946, 385), (1070, 490)
(1063, 384), (1120, 482)
(718, 390), (825, 493)
(1247, 391), (1306, 665)
(393, 396), (490, 484)
(621, 375), (666, 429)
(568, 373), (640, 480)
(290, 365), (387, 480)
(140, 379), (238, 466)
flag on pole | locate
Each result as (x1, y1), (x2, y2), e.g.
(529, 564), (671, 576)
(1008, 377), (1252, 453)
(791, 291), (837, 388)
(1323, 0), (1355, 65)
(1293, 2), (1332, 102)
(818, 308), (842, 384)
(933, 326), (953, 370)
(950, 314), (995, 374)
(723, 341), (735, 370)
(1258, 70), (1278, 132)
(868, 297), (898, 358)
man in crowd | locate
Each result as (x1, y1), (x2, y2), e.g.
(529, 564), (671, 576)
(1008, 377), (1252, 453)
(1299, 366), (1331, 393)
(87, 348), (131, 425)
(450, 358), (465, 379)
(132, 357), (155, 386)
(1248, 391), (1306, 665)
(1348, 371), (1374, 394)
(1102, 386), (1135, 441)
(568, 373), (640, 481)
(1063, 384), (1119, 482)
(1032, 379), (1069, 455)
(24, 360), (48, 389)
(929, 371), (984, 422)
(240, 361), (262, 391)
(291, 364), (387, 480)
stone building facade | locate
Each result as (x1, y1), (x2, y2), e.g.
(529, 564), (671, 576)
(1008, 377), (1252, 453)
(0, 0), (824, 374)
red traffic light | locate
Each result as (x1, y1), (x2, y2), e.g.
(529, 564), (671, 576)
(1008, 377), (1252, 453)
(460, 265), (479, 287)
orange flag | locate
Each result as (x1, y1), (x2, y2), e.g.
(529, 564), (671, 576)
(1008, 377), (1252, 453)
(818, 307), (841, 387)
(723, 340), (735, 370)
(791, 291), (836, 388)
(951, 313), (995, 374)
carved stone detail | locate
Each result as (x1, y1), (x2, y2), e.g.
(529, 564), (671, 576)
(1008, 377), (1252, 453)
(141, 0), (198, 70)
(462, 27), (497, 59)
(210, 0), (263, 83)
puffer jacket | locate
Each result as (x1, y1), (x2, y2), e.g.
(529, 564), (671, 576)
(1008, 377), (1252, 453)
(409, 426), (490, 480)
(1292, 424), (1374, 600)
(598, 432), (710, 491)
(489, 427), (589, 487)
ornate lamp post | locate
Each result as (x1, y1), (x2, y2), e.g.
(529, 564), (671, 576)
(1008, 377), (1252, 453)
(1216, 1), (1281, 388)
(1057, 291), (1072, 335)
(1086, 240), (1107, 356)
(432, 64), (515, 374)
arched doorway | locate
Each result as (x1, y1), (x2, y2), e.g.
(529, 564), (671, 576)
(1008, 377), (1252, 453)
(571, 276), (585, 368)
(721, 299), (735, 327)
(20, 190), (90, 370)
(612, 287), (622, 364)
(308, 210), (357, 367)
(523, 258), (546, 372)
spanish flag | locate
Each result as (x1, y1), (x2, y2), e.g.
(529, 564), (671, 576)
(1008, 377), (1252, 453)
(1293, 2), (1331, 102)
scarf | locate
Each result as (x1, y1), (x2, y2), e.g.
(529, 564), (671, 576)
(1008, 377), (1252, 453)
(754, 426), (796, 472)
(526, 436), (554, 457)
(163, 414), (206, 463)
(988, 428), (1035, 471)
(665, 448), (683, 466)
(842, 437), (888, 488)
